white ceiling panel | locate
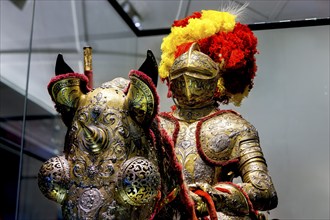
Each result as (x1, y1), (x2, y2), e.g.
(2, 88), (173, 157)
(1, 0), (329, 117)
(279, 1), (330, 20)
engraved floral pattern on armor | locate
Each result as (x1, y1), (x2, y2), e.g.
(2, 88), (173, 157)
(170, 49), (218, 77)
(79, 188), (103, 212)
(127, 76), (155, 124)
(198, 113), (245, 162)
(72, 103), (131, 157)
(39, 156), (69, 183)
(100, 77), (129, 90)
(249, 170), (273, 190)
(62, 199), (77, 219)
(38, 155), (69, 202)
(52, 78), (82, 107)
(101, 201), (117, 220)
(159, 109), (278, 217)
(209, 133), (230, 152)
(175, 122), (200, 183)
(194, 157), (214, 183)
(41, 79), (160, 219)
(118, 157), (161, 206)
(72, 157), (86, 179)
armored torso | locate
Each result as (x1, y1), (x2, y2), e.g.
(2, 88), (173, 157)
(159, 106), (255, 186)
(157, 105), (278, 219)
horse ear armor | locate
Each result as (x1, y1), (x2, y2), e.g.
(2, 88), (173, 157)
(48, 54), (90, 126)
(126, 70), (159, 127)
(126, 50), (159, 127)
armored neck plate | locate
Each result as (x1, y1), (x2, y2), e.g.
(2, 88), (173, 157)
(172, 104), (218, 122)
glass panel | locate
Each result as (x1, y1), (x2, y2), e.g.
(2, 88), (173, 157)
(1, 0), (328, 219)
(0, 0), (34, 219)
(18, 0), (137, 219)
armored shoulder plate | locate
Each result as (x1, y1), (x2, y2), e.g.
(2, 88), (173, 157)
(197, 111), (259, 165)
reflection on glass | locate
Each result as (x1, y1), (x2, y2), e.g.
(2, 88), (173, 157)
(1, 0), (138, 219)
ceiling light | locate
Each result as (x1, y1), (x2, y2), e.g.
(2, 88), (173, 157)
(121, 0), (143, 29)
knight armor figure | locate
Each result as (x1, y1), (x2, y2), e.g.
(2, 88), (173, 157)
(155, 8), (278, 220)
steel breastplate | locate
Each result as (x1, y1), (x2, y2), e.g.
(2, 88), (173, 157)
(159, 110), (252, 184)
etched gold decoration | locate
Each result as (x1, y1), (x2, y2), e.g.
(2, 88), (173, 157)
(126, 74), (155, 125)
(51, 78), (84, 108)
(39, 74), (161, 219)
(84, 47), (92, 71)
(169, 43), (219, 80)
(38, 155), (69, 204)
(169, 43), (220, 109)
(117, 156), (161, 206)
(158, 42), (278, 219)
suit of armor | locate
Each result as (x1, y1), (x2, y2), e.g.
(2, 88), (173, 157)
(156, 42), (278, 219)
(159, 106), (278, 219)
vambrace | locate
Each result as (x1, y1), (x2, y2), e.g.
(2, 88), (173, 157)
(237, 138), (278, 211)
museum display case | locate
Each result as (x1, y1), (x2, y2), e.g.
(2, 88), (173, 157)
(1, 1), (138, 219)
(0, 0), (329, 219)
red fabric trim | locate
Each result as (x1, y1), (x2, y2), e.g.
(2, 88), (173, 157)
(170, 105), (177, 111)
(47, 72), (91, 100)
(162, 187), (179, 206)
(198, 109), (241, 123)
(148, 128), (156, 148)
(151, 186), (180, 219)
(149, 190), (162, 220)
(84, 70), (93, 89)
(154, 116), (197, 220)
(123, 82), (130, 94)
(156, 117), (177, 168)
(167, 82), (173, 98)
(193, 189), (218, 220)
(158, 112), (180, 146)
(221, 181), (258, 216)
(215, 187), (231, 194)
(158, 109), (250, 219)
(195, 109), (240, 166)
